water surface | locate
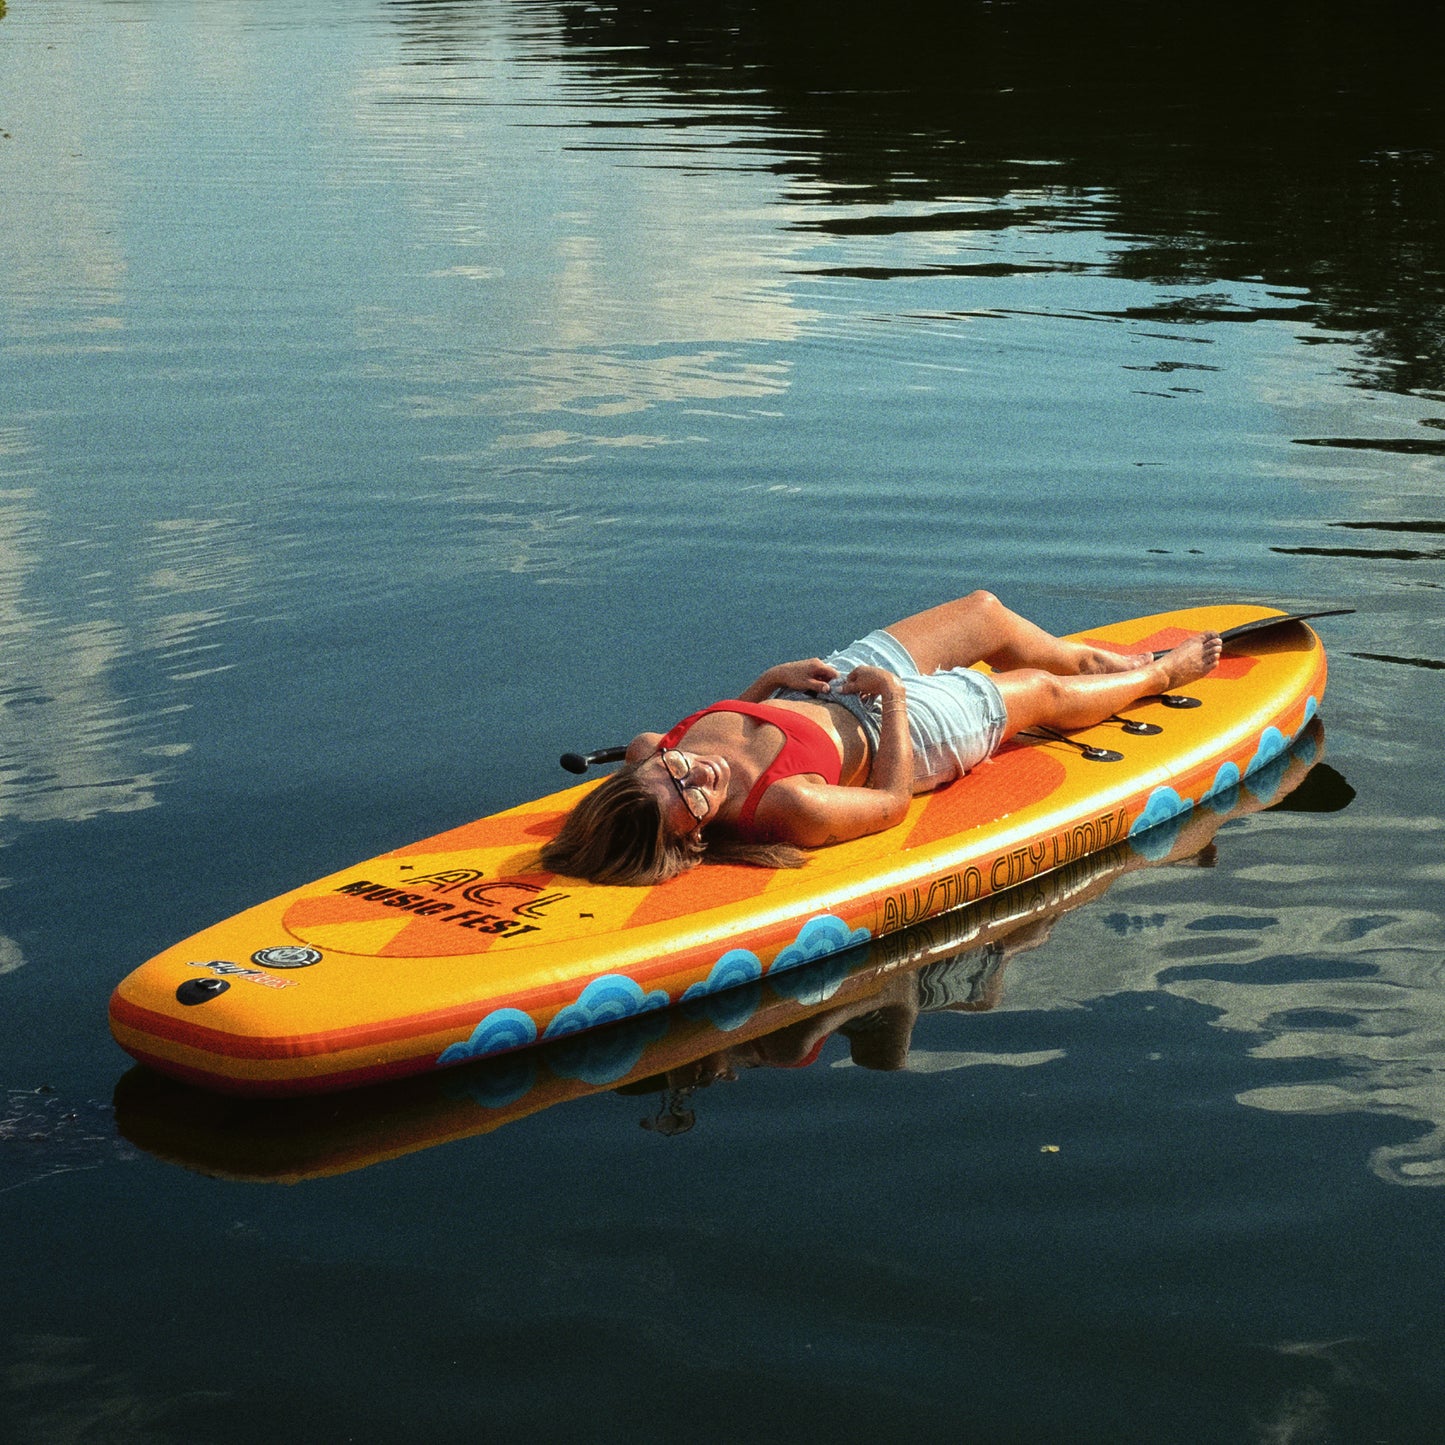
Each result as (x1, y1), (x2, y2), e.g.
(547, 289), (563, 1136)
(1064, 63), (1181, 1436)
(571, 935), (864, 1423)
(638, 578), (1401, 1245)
(3, 2), (1445, 1439)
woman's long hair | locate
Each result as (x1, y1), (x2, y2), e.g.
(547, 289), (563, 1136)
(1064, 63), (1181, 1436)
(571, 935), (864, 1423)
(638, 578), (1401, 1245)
(540, 764), (807, 885)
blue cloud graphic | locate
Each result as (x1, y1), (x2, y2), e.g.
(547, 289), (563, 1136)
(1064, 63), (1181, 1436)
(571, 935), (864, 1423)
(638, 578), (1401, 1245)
(1303, 694), (1318, 729)
(1128, 786), (1194, 861)
(1202, 761), (1241, 799)
(438, 1006), (538, 1066)
(1129, 786), (1191, 837)
(768, 914), (872, 975)
(1247, 727), (1289, 777)
(1245, 750), (1290, 806)
(543, 974), (670, 1040)
(681, 948), (763, 1004)
(1201, 760), (1241, 814)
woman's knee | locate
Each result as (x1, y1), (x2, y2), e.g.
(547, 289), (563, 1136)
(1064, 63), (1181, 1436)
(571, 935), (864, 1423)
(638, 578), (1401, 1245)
(889, 589), (1006, 673)
(992, 668), (1062, 732)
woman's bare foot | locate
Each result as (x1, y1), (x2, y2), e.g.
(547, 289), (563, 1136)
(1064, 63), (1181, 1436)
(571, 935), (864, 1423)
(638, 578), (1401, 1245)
(1154, 632), (1223, 690)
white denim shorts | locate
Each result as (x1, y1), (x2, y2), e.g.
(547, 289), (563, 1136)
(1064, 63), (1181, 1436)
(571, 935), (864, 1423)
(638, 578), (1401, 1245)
(774, 628), (1008, 792)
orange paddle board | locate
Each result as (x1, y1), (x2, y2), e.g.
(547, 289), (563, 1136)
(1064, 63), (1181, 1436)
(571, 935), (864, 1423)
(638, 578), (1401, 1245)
(109, 605), (1328, 1096)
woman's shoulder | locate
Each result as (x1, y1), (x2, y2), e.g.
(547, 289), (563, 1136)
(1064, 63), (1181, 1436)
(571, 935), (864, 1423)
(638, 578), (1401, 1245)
(625, 732), (664, 764)
(745, 771), (837, 832)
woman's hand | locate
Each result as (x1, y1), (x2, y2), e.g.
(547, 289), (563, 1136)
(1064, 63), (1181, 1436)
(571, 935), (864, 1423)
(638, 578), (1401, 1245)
(839, 665), (906, 704)
(740, 658), (839, 700)
(773, 658), (839, 693)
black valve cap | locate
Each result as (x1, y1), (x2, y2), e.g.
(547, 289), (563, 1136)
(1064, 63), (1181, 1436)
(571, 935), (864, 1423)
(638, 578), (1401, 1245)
(176, 978), (230, 1006)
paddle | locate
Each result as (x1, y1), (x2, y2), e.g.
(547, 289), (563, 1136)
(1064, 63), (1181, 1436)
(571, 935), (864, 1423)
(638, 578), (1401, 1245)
(1150, 608), (1354, 660)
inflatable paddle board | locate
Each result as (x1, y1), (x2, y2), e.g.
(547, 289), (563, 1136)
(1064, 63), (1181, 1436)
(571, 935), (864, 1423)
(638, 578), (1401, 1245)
(111, 724), (1329, 1182)
(109, 604), (1331, 1096)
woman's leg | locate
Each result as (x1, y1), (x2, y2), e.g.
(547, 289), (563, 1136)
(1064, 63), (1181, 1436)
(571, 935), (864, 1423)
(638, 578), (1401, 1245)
(990, 633), (1223, 739)
(884, 590), (1150, 677)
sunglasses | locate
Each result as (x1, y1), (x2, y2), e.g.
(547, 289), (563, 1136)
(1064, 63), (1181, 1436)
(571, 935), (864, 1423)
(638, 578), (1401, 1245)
(659, 748), (710, 821)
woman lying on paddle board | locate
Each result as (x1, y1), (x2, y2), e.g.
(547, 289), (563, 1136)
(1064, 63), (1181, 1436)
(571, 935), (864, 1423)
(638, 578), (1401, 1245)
(542, 591), (1223, 885)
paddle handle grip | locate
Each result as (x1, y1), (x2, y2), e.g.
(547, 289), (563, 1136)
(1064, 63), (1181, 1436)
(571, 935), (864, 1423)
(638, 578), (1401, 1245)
(560, 745), (628, 774)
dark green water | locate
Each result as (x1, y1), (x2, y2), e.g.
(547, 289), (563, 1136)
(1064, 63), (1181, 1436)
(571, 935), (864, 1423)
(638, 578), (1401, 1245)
(3, 2), (1444, 1439)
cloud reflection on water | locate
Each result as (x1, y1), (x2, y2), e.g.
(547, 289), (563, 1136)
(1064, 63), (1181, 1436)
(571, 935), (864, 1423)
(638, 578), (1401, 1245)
(0, 464), (271, 831)
(0, 487), (160, 829)
(348, 29), (813, 435)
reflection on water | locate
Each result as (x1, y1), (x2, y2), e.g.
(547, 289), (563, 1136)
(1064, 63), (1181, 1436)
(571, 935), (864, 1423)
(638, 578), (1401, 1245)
(1190, 906), (1445, 1188)
(0, 461), (271, 832)
(0, 485), (161, 829)
(350, 8), (813, 440)
(552, 0), (1445, 397)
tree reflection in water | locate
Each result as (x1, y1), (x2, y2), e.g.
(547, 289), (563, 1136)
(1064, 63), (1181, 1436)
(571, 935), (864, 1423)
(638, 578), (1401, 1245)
(490, 0), (1445, 399)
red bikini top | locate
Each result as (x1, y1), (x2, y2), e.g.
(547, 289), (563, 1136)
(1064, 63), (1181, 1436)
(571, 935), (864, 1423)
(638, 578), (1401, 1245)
(657, 699), (843, 837)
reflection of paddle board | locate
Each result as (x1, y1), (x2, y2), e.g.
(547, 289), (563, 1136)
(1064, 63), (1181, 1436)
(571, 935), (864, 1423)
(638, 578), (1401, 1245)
(109, 605), (1330, 1096)
(111, 728), (1330, 1180)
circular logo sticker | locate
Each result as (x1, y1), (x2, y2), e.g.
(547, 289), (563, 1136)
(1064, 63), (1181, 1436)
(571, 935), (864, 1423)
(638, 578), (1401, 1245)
(251, 946), (323, 970)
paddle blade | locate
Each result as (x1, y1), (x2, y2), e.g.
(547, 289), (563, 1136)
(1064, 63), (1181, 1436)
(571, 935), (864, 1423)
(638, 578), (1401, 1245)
(1151, 609), (1355, 660)
(1219, 609), (1356, 646)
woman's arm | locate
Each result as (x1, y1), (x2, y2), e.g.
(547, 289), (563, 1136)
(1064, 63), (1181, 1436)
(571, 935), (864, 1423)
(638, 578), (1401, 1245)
(846, 664), (912, 812)
(752, 666), (914, 848)
(737, 658), (838, 702)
